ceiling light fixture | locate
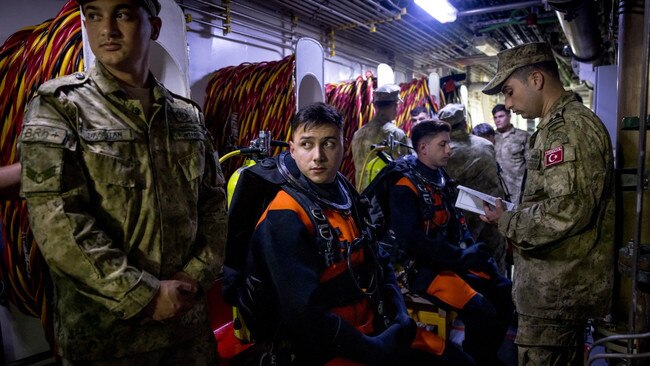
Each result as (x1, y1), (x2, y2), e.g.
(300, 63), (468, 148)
(414, 0), (457, 24)
(474, 35), (501, 56)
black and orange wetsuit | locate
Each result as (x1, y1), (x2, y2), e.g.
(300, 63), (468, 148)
(387, 155), (514, 366)
(233, 152), (441, 365)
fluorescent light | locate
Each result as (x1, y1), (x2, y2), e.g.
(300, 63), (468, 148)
(474, 35), (501, 56)
(415, 0), (458, 23)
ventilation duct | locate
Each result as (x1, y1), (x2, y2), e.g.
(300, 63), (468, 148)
(547, 0), (603, 63)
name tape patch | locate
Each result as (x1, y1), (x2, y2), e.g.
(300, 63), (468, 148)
(21, 125), (67, 144)
(80, 128), (134, 142)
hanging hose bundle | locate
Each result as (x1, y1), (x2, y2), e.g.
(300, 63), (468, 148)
(395, 77), (437, 135)
(203, 55), (296, 178)
(325, 73), (437, 183)
(325, 72), (375, 182)
(0, 0), (83, 346)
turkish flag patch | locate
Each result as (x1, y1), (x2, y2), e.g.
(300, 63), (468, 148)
(544, 146), (564, 167)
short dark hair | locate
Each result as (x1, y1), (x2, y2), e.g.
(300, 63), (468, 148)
(374, 100), (397, 109)
(472, 123), (496, 137)
(410, 106), (429, 117)
(291, 102), (343, 137)
(491, 104), (509, 116)
(511, 60), (560, 83)
(411, 119), (451, 150)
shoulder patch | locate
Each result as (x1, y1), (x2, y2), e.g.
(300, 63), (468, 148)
(38, 72), (89, 96)
(544, 146), (564, 167)
(544, 130), (570, 150)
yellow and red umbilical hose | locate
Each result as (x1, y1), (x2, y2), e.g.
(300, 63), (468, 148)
(204, 55), (296, 178)
(325, 72), (376, 183)
(204, 57), (437, 186)
(0, 0), (83, 346)
(325, 74), (437, 183)
(396, 77), (438, 135)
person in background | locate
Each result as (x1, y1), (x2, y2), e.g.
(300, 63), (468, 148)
(472, 123), (496, 145)
(472, 122), (512, 204)
(438, 104), (508, 275)
(352, 84), (411, 191)
(20, 0), (228, 364)
(481, 42), (614, 366)
(379, 119), (513, 366)
(230, 103), (456, 365)
(492, 104), (530, 205)
(0, 161), (21, 299)
(0, 163), (21, 189)
(410, 106), (430, 125)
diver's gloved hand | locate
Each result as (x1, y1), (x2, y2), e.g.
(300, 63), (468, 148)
(381, 285), (417, 345)
(460, 242), (492, 272)
(364, 323), (403, 365)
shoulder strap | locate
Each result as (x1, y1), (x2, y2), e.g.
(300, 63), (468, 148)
(281, 185), (344, 267)
(38, 72), (90, 96)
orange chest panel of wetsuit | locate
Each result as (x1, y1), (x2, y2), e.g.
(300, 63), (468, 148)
(395, 176), (449, 231)
(258, 189), (374, 334)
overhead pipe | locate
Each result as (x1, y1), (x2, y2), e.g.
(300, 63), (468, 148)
(364, 0), (474, 52)
(185, 0), (298, 36)
(271, 0), (403, 51)
(456, 0), (544, 17)
(271, 0), (440, 68)
(181, 1), (421, 75)
(300, 0), (373, 32)
(359, 0), (468, 60)
(268, 0), (473, 68)
(181, 0), (405, 70)
(346, 6), (468, 71)
(547, 0), (603, 62)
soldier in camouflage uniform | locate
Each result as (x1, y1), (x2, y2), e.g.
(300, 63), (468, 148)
(492, 104), (530, 206)
(351, 84), (411, 190)
(481, 42), (615, 366)
(438, 104), (508, 275)
(20, 0), (227, 364)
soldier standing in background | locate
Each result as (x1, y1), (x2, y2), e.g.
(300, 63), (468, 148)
(472, 123), (497, 145)
(20, 0), (228, 364)
(492, 104), (530, 206)
(438, 104), (508, 275)
(351, 84), (411, 190)
(410, 105), (430, 125)
(481, 42), (615, 366)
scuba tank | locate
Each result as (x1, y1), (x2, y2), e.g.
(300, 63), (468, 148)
(219, 130), (288, 341)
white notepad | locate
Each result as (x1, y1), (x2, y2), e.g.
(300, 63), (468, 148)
(455, 185), (514, 215)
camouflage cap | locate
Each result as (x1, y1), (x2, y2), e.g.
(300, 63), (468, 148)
(373, 84), (402, 103)
(482, 42), (555, 95)
(76, 0), (161, 16)
(437, 103), (466, 126)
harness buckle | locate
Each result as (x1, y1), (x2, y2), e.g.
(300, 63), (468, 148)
(422, 192), (433, 205)
(318, 224), (334, 241)
(311, 208), (327, 221)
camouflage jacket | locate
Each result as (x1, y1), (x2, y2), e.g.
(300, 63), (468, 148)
(351, 118), (411, 190)
(495, 126), (530, 205)
(497, 92), (615, 320)
(447, 130), (507, 273)
(20, 62), (227, 360)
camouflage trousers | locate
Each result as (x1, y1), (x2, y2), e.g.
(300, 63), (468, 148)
(516, 314), (585, 366)
(61, 332), (218, 366)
